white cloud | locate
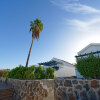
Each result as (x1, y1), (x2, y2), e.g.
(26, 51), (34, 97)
(66, 17), (100, 47)
(64, 3), (100, 14)
(67, 17), (100, 32)
(51, 0), (100, 14)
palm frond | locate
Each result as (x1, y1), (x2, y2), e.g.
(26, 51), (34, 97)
(30, 18), (43, 39)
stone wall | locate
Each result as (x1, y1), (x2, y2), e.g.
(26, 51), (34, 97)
(0, 77), (54, 100)
(1, 77), (100, 100)
(54, 78), (100, 100)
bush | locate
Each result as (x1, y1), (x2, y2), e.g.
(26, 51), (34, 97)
(76, 54), (100, 78)
(0, 70), (9, 77)
(2, 70), (10, 77)
(2, 65), (55, 80)
(8, 65), (35, 80)
(34, 65), (45, 79)
(24, 65), (35, 80)
(46, 67), (55, 79)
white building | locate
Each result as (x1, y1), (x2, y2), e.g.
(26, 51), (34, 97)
(39, 58), (76, 77)
(76, 43), (100, 59)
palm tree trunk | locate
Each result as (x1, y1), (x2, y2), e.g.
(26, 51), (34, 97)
(25, 38), (34, 67)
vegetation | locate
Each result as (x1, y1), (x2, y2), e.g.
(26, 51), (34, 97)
(34, 65), (45, 79)
(8, 65), (35, 80)
(76, 53), (100, 78)
(26, 18), (43, 67)
(46, 67), (55, 79)
(2, 70), (10, 78)
(2, 65), (55, 80)
(0, 70), (9, 77)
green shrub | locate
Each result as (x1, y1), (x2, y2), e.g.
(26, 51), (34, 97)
(8, 65), (35, 80)
(34, 65), (45, 79)
(2, 65), (55, 80)
(0, 70), (7, 77)
(76, 54), (100, 78)
(24, 65), (35, 80)
(2, 70), (10, 77)
(46, 67), (55, 79)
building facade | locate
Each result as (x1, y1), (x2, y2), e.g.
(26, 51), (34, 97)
(76, 43), (100, 59)
(39, 58), (76, 77)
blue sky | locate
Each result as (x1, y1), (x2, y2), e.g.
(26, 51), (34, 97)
(1, 0), (100, 69)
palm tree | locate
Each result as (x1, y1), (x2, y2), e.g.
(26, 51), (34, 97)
(25, 18), (43, 67)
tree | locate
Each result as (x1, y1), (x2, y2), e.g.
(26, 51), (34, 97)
(25, 18), (43, 67)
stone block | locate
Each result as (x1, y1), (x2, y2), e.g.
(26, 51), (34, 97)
(26, 95), (31, 100)
(88, 89), (97, 100)
(80, 91), (88, 100)
(74, 91), (79, 100)
(64, 80), (72, 87)
(68, 88), (72, 93)
(91, 80), (99, 88)
(68, 94), (75, 100)
(83, 84), (90, 91)
(75, 85), (82, 90)
(72, 80), (78, 84)
(79, 81), (83, 84)
(57, 90), (62, 97)
(98, 89), (100, 99)
(61, 91), (68, 100)
(57, 96), (61, 100)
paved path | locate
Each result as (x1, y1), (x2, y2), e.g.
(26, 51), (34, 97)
(0, 82), (12, 89)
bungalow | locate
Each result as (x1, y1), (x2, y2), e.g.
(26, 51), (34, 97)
(39, 58), (76, 77)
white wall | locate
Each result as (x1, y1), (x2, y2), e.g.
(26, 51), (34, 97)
(78, 45), (100, 55)
(55, 63), (76, 77)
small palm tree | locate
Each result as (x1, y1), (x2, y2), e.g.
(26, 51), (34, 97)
(25, 18), (43, 67)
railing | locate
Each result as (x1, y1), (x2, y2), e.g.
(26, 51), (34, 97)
(75, 51), (100, 58)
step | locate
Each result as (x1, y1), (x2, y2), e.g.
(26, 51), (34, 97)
(0, 88), (13, 100)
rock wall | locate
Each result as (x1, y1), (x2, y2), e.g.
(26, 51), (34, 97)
(0, 77), (54, 100)
(1, 77), (100, 100)
(54, 78), (100, 100)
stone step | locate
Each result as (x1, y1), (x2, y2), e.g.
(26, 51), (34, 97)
(0, 88), (13, 100)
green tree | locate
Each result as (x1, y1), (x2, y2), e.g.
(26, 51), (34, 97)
(26, 18), (43, 67)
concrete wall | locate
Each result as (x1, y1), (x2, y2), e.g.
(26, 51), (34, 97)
(0, 77), (54, 100)
(54, 77), (100, 100)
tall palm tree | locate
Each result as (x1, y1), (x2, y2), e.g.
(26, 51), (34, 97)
(25, 18), (43, 67)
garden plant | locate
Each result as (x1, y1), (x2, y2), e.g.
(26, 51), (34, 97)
(2, 65), (55, 80)
(76, 53), (100, 78)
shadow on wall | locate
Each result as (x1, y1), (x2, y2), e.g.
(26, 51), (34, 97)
(75, 68), (83, 79)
